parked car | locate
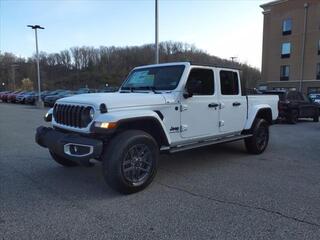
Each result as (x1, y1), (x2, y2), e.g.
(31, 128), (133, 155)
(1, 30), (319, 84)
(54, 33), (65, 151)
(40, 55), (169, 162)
(7, 91), (24, 103)
(41, 90), (65, 101)
(36, 62), (279, 194)
(309, 93), (320, 104)
(99, 87), (118, 92)
(263, 90), (319, 124)
(16, 91), (34, 104)
(24, 91), (49, 105)
(1, 91), (14, 102)
(0, 91), (12, 102)
(44, 90), (74, 107)
(75, 88), (95, 94)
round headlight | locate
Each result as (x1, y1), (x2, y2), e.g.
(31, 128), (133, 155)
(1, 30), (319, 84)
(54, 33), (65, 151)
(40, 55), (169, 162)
(89, 108), (95, 120)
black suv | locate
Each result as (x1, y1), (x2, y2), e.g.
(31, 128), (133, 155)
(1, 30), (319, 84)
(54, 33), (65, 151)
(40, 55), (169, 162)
(263, 90), (319, 124)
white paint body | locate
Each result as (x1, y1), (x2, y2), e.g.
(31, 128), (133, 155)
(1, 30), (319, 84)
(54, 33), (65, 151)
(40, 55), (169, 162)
(52, 62), (279, 147)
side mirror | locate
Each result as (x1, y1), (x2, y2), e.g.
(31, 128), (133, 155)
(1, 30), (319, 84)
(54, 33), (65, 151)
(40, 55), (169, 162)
(184, 79), (202, 98)
(183, 91), (193, 98)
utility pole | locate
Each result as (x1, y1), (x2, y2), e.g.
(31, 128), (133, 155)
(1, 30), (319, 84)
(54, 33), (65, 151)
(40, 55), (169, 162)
(27, 25), (45, 106)
(230, 57), (238, 63)
(155, 0), (159, 64)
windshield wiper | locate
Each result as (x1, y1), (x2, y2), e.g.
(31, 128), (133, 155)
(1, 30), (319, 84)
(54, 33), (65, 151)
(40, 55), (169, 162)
(139, 86), (161, 94)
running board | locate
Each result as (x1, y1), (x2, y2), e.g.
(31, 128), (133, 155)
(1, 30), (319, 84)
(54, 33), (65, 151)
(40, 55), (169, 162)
(168, 134), (252, 153)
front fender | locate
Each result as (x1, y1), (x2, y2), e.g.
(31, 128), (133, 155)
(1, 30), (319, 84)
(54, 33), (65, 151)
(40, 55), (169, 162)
(94, 110), (171, 144)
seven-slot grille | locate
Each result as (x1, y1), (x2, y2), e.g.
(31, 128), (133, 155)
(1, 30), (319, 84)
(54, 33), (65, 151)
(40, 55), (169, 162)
(53, 104), (93, 128)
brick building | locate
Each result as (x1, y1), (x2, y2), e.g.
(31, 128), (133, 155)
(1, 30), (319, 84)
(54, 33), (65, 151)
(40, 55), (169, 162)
(260, 0), (320, 94)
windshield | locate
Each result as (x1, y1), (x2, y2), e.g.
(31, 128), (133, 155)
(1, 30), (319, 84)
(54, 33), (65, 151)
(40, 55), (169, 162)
(121, 65), (185, 91)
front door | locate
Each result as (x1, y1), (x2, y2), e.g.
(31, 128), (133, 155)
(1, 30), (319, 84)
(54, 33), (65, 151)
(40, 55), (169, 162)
(180, 67), (220, 139)
(218, 70), (247, 133)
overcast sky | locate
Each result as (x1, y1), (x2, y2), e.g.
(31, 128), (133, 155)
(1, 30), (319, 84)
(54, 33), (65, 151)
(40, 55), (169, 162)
(0, 0), (270, 69)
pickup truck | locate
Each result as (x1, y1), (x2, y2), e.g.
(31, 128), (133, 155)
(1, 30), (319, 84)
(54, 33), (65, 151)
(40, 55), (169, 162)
(35, 62), (278, 194)
(263, 90), (319, 124)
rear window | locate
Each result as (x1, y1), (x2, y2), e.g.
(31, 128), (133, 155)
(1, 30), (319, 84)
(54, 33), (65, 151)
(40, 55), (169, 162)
(220, 71), (239, 95)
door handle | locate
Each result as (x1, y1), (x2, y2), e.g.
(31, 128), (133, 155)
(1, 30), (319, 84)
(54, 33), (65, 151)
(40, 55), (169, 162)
(233, 102), (241, 107)
(208, 103), (219, 108)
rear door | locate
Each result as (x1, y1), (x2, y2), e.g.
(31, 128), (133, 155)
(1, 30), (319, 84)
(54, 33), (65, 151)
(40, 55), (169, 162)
(218, 70), (247, 133)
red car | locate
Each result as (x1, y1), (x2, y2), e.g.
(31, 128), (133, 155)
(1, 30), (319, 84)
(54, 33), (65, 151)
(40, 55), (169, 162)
(0, 91), (12, 101)
(7, 91), (23, 103)
(1, 91), (15, 102)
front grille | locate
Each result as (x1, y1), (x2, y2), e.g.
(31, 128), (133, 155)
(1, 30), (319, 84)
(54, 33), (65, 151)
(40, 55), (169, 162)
(53, 104), (92, 128)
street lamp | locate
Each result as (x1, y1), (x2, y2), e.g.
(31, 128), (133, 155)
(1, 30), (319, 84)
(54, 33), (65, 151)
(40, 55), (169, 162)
(27, 24), (44, 106)
(155, 0), (159, 64)
(230, 57), (238, 63)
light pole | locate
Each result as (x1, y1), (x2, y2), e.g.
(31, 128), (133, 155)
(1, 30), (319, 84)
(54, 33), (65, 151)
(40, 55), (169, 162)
(27, 24), (44, 106)
(155, 0), (159, 64)
(230, 57), (238, 63)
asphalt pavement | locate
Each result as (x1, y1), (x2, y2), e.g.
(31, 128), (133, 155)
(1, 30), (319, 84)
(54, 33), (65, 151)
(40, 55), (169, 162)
(1, 103), (320, 240)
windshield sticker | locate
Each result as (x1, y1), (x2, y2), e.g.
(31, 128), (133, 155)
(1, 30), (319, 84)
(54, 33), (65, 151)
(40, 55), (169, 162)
(129, 71), (154, 86)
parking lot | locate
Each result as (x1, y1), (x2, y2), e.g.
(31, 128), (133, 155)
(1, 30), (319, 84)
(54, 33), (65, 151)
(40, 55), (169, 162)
(0, 103), (320, 239)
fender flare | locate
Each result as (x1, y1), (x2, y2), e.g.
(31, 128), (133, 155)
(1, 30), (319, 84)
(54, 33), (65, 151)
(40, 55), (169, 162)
(94, 110), (171, 145)
(244, 105), (273, 130)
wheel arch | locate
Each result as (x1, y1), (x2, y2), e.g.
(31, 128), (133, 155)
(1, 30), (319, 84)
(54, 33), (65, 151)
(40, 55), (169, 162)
(116, 116), (170, 148)
(244, 107), (273, 131)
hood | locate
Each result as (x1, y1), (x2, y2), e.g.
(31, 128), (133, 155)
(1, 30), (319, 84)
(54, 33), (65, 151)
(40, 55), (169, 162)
(57, 92), (167, 110)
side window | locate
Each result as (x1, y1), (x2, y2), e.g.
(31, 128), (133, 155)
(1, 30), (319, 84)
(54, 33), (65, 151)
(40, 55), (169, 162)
(186, 68), (214, 95)
(220, 71), (239, 95)
(287, 92), (298, 101)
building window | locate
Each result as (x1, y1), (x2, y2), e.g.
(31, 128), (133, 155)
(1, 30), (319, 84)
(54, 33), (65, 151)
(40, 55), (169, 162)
(282, 19), (292, 35)
(280, 65), (290, 81)
(318, 40), (320, 55)
(281, 42), (291, 58)
(317, 63), (320, 80)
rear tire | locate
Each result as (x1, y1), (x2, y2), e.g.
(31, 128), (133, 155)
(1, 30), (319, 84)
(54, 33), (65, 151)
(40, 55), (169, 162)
(245, 119), (269, 154)
(102, 130), (159, 194)
(288, 110), (298, 124)
(49, 151), (79, 167)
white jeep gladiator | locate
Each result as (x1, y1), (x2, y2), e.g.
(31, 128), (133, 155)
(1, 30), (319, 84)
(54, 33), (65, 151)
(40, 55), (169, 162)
(36, 62), (278, 194)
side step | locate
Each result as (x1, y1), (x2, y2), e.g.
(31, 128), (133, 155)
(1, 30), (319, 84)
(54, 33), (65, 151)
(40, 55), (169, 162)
(168, 134), (252, 153)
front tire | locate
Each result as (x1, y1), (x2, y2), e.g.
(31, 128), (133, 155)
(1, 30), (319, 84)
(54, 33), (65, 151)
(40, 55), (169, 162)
(245, 119), (269, 154)
(49, 151), (79, 167)
(102, 130), (159, 194)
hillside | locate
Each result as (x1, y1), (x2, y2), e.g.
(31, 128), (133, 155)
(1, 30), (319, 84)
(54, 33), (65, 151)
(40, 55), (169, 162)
(0, 41), (260, 90)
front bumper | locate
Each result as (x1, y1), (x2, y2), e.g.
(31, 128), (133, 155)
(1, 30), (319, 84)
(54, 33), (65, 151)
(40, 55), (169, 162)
(35, 126), (103, 166)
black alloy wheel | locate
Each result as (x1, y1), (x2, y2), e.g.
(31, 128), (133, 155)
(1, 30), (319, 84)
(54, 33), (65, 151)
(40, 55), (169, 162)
(121, 144), (153, 186)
